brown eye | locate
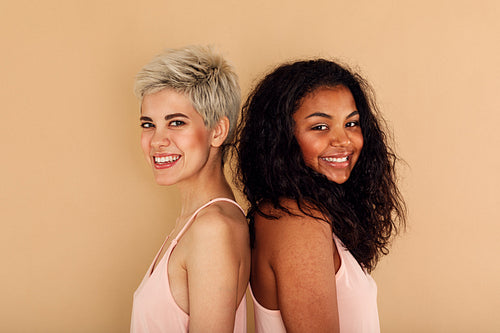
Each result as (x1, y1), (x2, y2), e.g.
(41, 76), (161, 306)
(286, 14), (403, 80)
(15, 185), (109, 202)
(170, 120), (186, 127)
(141, 122), (154, 129)
(311, 124), (328, 131)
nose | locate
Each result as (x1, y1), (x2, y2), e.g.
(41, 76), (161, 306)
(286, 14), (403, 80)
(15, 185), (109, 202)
(330, 127), (350, 147)
(151, 128), (170, 148)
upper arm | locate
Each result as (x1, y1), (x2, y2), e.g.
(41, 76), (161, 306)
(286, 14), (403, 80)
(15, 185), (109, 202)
(184, 210), (246, 333)
(263, 209), (340, 332)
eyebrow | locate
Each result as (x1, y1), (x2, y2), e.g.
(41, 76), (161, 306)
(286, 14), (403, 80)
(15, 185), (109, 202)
(305, 112), (332, 119)
(164, 113), (189, 121)
(346, 110), (359, 119)
(305, 110), (359, 119)
(139, 113), (189, 122)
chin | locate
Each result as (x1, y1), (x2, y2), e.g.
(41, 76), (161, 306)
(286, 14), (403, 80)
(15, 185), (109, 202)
(153, 175), (176, 186)
(326, 174), (350, 184)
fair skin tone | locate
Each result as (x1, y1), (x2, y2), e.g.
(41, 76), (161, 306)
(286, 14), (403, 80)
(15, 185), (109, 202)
(251, 85), (363, 332)
(140, 88), (250, 332)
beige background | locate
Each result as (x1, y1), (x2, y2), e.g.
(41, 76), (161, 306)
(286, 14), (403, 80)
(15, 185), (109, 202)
(1, 0), (499, 332)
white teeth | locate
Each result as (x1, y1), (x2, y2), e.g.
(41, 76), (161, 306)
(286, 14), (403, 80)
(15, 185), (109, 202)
(323, 156), (348, 163)
(154, 155), (180, 163)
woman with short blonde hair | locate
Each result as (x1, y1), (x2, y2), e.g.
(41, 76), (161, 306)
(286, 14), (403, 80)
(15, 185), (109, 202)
(131, 45), (250, 333)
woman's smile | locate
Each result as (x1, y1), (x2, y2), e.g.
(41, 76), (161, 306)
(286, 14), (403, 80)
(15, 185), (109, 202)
(320, 152), (353, 167)
(140, 89), (213, 186)
(152, 154), (181, 168)
(293, 85), (363, 184)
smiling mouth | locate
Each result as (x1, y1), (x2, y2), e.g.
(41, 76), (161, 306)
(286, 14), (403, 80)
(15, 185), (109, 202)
(322, 156), (349, 163)
(154, 155), (180, 164)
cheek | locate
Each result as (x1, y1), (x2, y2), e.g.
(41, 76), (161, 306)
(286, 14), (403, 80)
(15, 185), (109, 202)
(348, 129), (364, 152)
(351, 133), (364, 165)
(300, 145), (315, 163)
(180, 129), (211, 153)
(356, 134), (364, 152)
(296, 135), (319, 165)
(195, 130), (210, 148)
(141, 132), (151, 154)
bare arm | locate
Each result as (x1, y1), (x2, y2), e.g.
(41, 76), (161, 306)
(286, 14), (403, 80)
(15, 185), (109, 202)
(185, 209), (246, 332)
(262, 209), (340, 332)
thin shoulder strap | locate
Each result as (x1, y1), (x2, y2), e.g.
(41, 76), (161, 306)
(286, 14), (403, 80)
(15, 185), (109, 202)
(173, 198), (244, 242)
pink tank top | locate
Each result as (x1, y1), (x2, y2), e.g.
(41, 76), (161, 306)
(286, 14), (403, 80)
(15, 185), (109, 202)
(250, 234), (380, 333)
(131, 198), (247, 333)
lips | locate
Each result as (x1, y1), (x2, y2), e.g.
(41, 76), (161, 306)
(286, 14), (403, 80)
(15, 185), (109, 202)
(322, 156), (349, 163)
(152, 154), (181, 169)
(154, 155), (180, 163)
(320, 153), (352, 168)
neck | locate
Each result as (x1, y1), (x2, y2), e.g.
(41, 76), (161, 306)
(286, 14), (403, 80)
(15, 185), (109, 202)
(176, 153), (234, 219)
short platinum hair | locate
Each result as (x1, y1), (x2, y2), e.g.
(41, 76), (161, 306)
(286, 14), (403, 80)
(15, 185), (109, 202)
(134, 45), (241, 144)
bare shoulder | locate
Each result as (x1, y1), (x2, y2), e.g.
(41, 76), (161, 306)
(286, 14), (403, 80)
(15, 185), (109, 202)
(186, 200), (249, 250)
(194, 200), (246, 231)
(180, 200), (250, 331)
(254, 199), (332, 255)
(252, 199), (340, 330)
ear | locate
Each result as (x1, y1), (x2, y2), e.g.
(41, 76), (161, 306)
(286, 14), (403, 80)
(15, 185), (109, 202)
(210, 116), (230, 148)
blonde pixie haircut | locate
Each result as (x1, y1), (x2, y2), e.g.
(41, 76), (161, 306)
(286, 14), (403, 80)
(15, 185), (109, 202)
(134, 45), (241, 146)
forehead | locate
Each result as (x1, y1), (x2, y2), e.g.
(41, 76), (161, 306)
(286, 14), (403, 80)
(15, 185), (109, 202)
(141, 89), (202, 118)
(295, 86), (356, 117)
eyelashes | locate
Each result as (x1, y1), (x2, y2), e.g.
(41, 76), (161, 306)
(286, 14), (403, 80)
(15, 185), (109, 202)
(169, 120), (186, 127)
(311, 124), (328, 131)
(310, 121), (360, 131)
(140, 120), (186, 129)
(345, 121), (360, 128)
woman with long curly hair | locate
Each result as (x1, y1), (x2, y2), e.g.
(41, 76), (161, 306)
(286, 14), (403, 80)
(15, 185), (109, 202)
(237, 59), (406, 332)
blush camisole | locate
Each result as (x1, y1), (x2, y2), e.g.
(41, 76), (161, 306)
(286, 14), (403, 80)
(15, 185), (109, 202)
(131, 198), (247, 333)
(250, 234), (379, 333)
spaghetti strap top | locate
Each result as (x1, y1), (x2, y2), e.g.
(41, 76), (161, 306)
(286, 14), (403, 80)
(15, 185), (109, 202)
(250, 233), (379, 333)
(131, 198), (247, 333)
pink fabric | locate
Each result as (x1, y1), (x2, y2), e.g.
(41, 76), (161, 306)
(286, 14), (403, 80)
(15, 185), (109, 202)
(131, 198), (247, 333)
(251, 234), (379, 333)
(249, 285), (286, 333)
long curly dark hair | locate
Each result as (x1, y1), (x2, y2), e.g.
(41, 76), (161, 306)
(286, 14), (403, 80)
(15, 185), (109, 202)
(236, 59), (406, 271)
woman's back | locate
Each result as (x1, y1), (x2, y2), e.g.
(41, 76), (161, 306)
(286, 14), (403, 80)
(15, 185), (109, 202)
(131, 198), (250, 333)
(249, 200), (379, 332)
